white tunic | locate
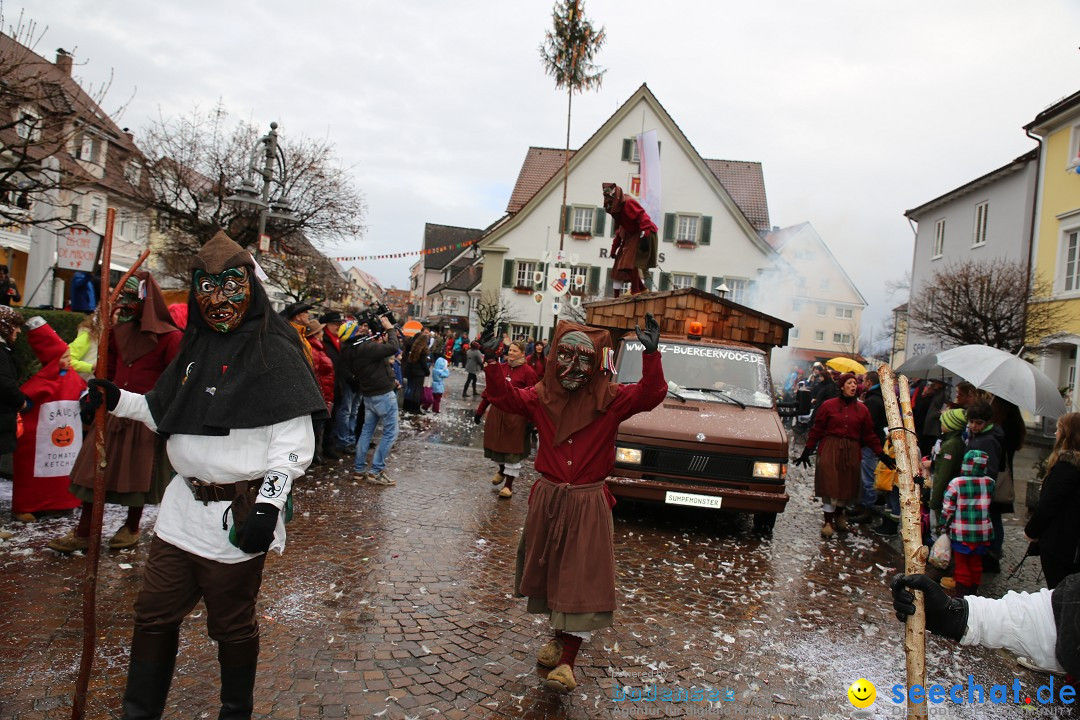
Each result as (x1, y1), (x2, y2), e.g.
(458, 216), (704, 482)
(112, 389), (314, 563)
(962, 588), (1064, 673)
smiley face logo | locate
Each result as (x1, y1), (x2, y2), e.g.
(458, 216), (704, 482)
(847, 678), (876, 709)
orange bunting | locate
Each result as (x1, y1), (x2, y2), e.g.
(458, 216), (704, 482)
(332, 238), (478, 263)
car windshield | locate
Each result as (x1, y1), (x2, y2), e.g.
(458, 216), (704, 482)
(617, 340), (774, 409)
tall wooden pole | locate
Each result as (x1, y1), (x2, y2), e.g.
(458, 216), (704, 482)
(879, 364), (929, 720)
(71, 208), (114, 720)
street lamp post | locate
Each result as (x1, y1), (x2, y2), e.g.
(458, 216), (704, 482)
(225, 121), (295, 259)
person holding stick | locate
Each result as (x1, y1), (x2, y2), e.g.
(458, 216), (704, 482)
(794, 373), (895, 538)
(82, 231), (327, 719)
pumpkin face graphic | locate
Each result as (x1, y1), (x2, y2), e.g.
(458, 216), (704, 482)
(52, 425), (75, 447)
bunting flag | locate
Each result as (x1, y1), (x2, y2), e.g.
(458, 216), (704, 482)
(332, 238), (478, 263)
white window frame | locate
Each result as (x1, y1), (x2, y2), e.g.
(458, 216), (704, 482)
(790, 327), (800, 340)
(1069, 124), (1080, 170)
(88, 195), (105, 230)
(817, 303), (827, 316)
(629, 141), (640, 163)
(670, 272), (694, 289)
(972, 201), (989, 247)
(814, 330), (824, 343)
(932, 219), (945, 259)
(14, 106), (40, 141)
(716, 277), (748, 304)
(509, 323), (534, 342)
(568, 264), (589, 294)
(125, 161), (142, 187)
(835, 306), (853, 319)
(571, 206), (595, 234)
(833, 332), (852, 345)
(515, 260), (538, 289)
(675, 214), (700, 244)
(1063, 229), (1080, 295)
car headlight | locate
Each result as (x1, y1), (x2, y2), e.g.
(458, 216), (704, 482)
(753, 462), (781, 478)
(616, 447), (642, 464)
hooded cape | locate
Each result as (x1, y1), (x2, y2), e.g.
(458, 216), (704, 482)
(113, 271), (179, 364)
(535, 320), (619, 445)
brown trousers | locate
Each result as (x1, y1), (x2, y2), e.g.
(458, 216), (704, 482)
(134, 536), (266, 644)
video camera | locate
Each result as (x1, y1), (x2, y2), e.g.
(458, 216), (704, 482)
(356, 302), (396, 337)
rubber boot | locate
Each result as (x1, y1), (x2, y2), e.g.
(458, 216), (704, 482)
(872, 515), (898, 536)
(121, 628), (179, 720)
(821, 511), (835, 538)
(218, 635), (259, 720)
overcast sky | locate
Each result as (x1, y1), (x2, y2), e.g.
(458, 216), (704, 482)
(16, 0), (1080, 336)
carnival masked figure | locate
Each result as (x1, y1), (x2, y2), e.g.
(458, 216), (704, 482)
(81, 230), (327, 719)
(50, 270), (182, 553)
(480, 314), (665, 693)
(602, 183), (658, 297)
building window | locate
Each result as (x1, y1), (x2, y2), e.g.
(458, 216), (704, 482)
(814, 330), (824, 342)
(568, 265), (589, 294)
(817, 303), (827, 316)
(125, 161), (142, 187)
(933, 219), (945, 258)
(1065, 231), (1080, 293)
(676, 214), (699, 244)
(715, 277), (749, 304)
(835, 306), (853, 319)
(833, 332), (852, 345)
(1069, 125), (1080, 170)
(571, 206), (595, 234)
(509, 323), (534, 341)
(14, 107), (40, 141)
(791, 327), (800, 340)
(670, 273), (694, 289)
(792, 299), (802, 312)
(516, 261), (537, 289)
(89, 196), (104, 229)
(973, 201), (989, 247)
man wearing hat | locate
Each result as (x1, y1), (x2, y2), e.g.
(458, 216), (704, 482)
(281, 301), (314, 367)
(81, 230), (326, 719)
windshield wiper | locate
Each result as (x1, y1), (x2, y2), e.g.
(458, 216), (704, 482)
(667, 387), (687, 403)
(683, 387), (747, 409)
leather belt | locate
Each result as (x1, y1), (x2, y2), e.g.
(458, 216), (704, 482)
(185, 477), (261, 504)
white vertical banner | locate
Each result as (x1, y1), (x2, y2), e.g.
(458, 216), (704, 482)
(637, 130), (662, 223)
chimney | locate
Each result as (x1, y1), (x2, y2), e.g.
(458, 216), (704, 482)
(122, 127), (134, 143)
(55, 48), (72, 76)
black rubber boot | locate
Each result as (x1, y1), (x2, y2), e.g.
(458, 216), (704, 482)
(121, 628), (179, 720)
(218, 635), (259, 720)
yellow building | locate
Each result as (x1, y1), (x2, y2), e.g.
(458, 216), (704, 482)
(1026, 90), (1080, 412)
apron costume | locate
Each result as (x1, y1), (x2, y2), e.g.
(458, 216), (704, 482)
(602, 183), (658, 296)
(477, 356), (537, 497)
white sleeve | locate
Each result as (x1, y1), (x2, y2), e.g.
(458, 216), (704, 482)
(962, 589), (1064, 673)
(255, 415), (314, 512)
(111, 389), (158, 433)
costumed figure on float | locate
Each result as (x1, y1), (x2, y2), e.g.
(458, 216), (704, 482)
(602, 182), (658, 297)
(82, 230), (327, 719)
(49, 271), (182, 553)
(12, 318), (85, 521)
(480, 313), (665, 692)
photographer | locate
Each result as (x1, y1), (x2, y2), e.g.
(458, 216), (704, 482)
(339, 315), (400, 486)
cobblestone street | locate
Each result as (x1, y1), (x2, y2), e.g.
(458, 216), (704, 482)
(0, 368), (1066, 719)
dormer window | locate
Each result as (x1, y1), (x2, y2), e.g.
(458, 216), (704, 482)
(124, 161), (142, 186)
(73, 130), (104, 165)
(14, 106), (40, 141)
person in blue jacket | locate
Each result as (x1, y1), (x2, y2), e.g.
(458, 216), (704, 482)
(431, 351), (451, 413)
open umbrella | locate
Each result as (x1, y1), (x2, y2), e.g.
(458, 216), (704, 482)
(900, 345), (1066, 418)
(826, 357), (867, 374)
(895, 352), (951, 379)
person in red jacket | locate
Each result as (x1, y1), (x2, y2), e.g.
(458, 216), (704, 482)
(49, 270), (182, 553)
(305, 318), (336, 466)
(480, 314), (664, 694)
(602, 183), (658, 297)
(474, 340), (537, 499)
(795, 373), (894, 539)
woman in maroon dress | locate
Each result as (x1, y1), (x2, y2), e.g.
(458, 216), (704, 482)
(475, 340), (537, 498)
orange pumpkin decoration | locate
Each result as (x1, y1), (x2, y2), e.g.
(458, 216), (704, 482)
(51, 425), (75, 447)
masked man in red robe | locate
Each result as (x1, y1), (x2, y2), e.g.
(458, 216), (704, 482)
(481, 314), (665, 693)
(603, 183), (658, 297)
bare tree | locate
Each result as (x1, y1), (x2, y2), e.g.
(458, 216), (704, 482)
(907, 258), (1063, 355)
(138, 103), (365, 284)
(0, 11), (123, 227)
(255, 233), (349, 304)
(474, 291), (516, 331)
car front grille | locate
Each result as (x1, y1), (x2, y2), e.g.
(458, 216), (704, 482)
(638, 447), (755, 481)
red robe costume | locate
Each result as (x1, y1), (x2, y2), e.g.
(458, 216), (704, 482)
(12, 319), (86, 515)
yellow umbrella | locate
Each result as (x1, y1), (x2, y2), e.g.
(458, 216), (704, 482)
(826, 357), (867, 374)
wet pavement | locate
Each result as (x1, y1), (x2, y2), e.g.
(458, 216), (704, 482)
(0, 367), (1071, 719)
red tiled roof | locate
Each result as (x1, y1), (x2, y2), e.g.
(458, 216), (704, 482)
(763, 222), (809, 250)
(504, 147), (770, 233)
(703, 159), (771, 233)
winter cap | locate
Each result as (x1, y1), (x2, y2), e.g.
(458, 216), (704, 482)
(191, 230), (254, 274)
(940, 408), (967, 432)
(837, 372), (857, 387)
(961, 449), (989, 477)
(25, 317), (67, 365)
(0, 305), (24, 341)
(338, 320), (361, 342)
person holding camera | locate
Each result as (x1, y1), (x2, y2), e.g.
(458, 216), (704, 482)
(80, 231), (326, 719)
(340, 314), (400, 485)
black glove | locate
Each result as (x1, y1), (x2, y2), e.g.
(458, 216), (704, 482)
(238, 503), (280, 554)
(879, 453), (897, 471)
(638, 232), (650, 254)
(80, 379), (120, 423)
(635, 313), (660, 354)
(793, 447), (812, 468)
(479, 323), (501, 359)
(890, 573), (968, 642)
(473, 412), (482, 425)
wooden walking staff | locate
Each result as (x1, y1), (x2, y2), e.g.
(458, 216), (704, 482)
(878, 364), (929, 719)
(71, 210), (151, 720)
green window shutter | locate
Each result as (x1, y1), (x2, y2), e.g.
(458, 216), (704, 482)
(657, 140), (661, 155)
(621, 139), (632, 161)
(694, 275), (707, 291)
(502, 259), (515, 288)
(564, 206), (573, 233)
(611, 215), (617, 237)
(588, 266), (601, 295)
(700, 215), (712, 245)
(604, 268), (613, 297)
(593, 208), (605, 236)
(659, 272), (671, 291)
(663, 213), (675, 242)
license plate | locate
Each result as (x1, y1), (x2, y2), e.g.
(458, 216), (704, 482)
(664, 491), (722, 509)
